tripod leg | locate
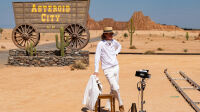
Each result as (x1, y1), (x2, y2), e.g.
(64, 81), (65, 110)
(131, 103), (137, 112)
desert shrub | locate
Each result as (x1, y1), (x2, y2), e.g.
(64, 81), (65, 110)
(0, 28), (3, 34)
(171, 36), (175, 39)
(123, 33), (128, 38)
(183, 49), (188, 53)
(129, 45), (137, 49)
(157, 48), (164, 51)
(182, 41), (185, 43)
(163, 33), (165, 37)
(1, 45), (6, 49)
(144, 50), (155, 54)
(71, 60), (87, 70)
(186, 32), (189, 40)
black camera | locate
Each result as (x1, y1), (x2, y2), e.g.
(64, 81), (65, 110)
(135, 69), (151, 79)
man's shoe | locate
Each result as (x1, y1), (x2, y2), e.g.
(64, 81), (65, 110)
(119, 105), (125, 112)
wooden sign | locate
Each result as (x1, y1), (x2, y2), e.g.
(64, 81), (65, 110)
(13, 0), (89, 33)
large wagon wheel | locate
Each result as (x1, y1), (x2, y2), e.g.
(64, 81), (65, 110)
(12, 24), (40, 49)
(64, 24), (90, 50)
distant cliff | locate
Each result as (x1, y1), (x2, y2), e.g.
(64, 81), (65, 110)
(87, 11), (183, 31)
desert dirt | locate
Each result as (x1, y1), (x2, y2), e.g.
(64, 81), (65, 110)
(0, 29), (200, 112)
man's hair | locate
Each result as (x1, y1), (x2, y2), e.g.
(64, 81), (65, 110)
(101, 33), (106, 40)
(101, 33), (114, 40)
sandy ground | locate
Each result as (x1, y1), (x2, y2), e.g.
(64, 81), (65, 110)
(1, 29), (200, 53)
(0, 29), (200, 112)
(0, 55), (199, 112)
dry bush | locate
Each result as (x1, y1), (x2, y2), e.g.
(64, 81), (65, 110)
(182, 41), (186, 43)
(1, 45), (6, 49)
(157, 48), (164, 51)
(123, 33), (128, 38)
(144, 50), (155, 54)
(183, 49), (188, 53)
(70, 60), (87, 70)
(129, 45), (137, 49)
(90, 44), (97, 48)
(171, 36), (176, 39)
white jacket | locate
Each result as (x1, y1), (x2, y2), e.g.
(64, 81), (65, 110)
(95, 39), (121, 72)
(82, 75), (102, 110)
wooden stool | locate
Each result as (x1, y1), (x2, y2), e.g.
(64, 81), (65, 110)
(95, 94), (115, 112)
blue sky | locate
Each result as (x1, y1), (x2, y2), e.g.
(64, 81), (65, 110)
(0, 0), (200, 29)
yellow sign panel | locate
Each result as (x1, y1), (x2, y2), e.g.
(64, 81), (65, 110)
(31, 4), (70, 23)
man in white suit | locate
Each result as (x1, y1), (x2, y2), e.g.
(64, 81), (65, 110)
(93, 27), (124, 112)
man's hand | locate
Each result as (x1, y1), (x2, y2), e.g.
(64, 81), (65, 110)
(93, 72), (99, 76)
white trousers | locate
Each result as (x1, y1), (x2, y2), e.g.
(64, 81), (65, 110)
(103, 65), (123, 107)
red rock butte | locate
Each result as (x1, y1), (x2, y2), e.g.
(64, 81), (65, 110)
(87, 11), (183, 31)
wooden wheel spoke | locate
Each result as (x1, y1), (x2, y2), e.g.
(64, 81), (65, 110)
(19, 39), (25, 46)
(16, 37), (23, 42)
(30, 38), (36, 43)
(26, 25), (31, 33)
(20, 26), (25, 33)
(76, 24), (81, 33)
(25, 24), (27, 33)
(71, 39), (75, 48)
(77, 38), (84, 44)
(17, 27), (23, 34)
(68, 40), (73, 47)
(28, 28), (34, 34)
(78, 28), (85, 34)
(30, 34), (37, 36)
(66, 27), (73, 34)
(17, 38), (23, 43)
(77, 39), (82, 47)
(74, 24), (76, 33)
(79, 35), (87, 38)
(16, 30), (21, 34)
(15, 35), (22, 38)
(70, 25), (75, 33)
(75, 39), (79, 48)
(30, 36), (38, 40)
(24, 40), (27, 47)
(64, 36), (72, 42)
(79, 37), (87, 43)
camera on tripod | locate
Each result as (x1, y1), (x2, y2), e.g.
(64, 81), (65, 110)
(135, 69), (151, 79)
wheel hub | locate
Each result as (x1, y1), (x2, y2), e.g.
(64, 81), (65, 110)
(72, 33), (78, 38)
(22, 33), (29, 40)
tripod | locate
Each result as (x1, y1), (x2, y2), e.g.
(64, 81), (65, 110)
(137, 78), (146, 112)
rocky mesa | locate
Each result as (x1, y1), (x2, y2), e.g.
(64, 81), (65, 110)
(87, 11), (183, 31)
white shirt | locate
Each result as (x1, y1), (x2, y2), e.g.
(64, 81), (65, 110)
(82, 75), (102, 110)
(95, 39), (121, 72)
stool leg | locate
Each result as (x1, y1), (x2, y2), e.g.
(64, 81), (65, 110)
(110, 97), (113, 112)
(113, 97), (115, 112)
(98, 99), (101, 112)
